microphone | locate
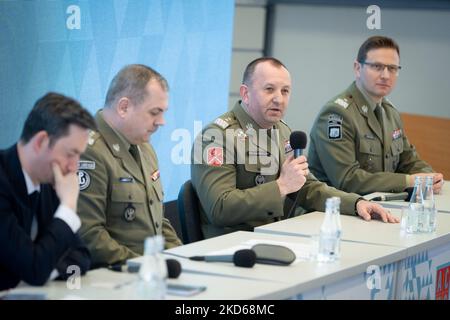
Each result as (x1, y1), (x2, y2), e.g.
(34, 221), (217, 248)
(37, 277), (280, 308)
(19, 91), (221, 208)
(290, 131), (308, 158)
(109, 259), (182, 279)
(189, 249), (256, 268)
(371, 192), (409, 202)
(166, 258), (182, 279)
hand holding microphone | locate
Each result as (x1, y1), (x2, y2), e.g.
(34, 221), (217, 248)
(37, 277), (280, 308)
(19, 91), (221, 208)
(277, 131), (309, 197)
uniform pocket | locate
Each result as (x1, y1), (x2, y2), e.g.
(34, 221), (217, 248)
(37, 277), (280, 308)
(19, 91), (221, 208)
(358, 138), (382, 172)
(391, 139), (404, 156)
(359, 139), (382, 155)
(111, 183), (146, 203)
(109, 183), (147, 225)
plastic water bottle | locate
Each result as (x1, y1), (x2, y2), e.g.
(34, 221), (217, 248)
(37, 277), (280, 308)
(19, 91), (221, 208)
(137, 235), (167, 299)
(331, 197), (342, 258)
(317, 197), (341, 262)
(424, 176), (437, 232)
(407, 176), (424, 233)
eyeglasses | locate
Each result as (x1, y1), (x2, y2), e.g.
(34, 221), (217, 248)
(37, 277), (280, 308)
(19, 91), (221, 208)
(360, 61), (402, 75)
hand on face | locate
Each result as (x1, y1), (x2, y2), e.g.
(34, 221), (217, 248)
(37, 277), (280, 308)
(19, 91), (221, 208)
(52, 162), (79, 211)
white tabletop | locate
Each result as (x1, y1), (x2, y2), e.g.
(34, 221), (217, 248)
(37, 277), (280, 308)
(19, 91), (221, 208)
(255, 209), (450, 256)
(1, 267), (287, 300)
(129, 231), (406, 296)
(369, 180), (450, 213)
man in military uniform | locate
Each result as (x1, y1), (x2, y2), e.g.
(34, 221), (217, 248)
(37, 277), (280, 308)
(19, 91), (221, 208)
(78, 64), (182, 268)
(309, 36), (444, 195)
(191, 57), (398, 239)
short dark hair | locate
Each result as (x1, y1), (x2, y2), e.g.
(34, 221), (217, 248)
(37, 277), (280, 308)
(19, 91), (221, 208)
(357, 36), (400, 63)
(20, 92), (96, 146)
(104, 64), (169, 108)
(242, 57), (288, 86)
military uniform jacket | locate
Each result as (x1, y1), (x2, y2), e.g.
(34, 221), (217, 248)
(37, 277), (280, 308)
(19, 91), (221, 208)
(309, 82), (433, 195)
(78, 111), (181, 267)
(191, 102), (361, 239)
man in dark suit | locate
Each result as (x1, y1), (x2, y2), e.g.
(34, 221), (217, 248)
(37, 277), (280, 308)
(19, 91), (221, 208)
(0, 92), (96, 291)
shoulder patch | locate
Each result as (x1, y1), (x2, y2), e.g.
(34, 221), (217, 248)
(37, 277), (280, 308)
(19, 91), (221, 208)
(214, 118), (230, 129)
(327, 113), (343, 140)
(77, 170), (91, 191)
(334, 98), (349, 109)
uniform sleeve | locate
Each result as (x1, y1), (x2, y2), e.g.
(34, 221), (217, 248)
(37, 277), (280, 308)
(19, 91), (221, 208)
(311, 104), (408, 194)
(297, 173), (360, 215)
(191, 129), (285, 228)
(77, 147), (139, 267)
(396, 124), (434, 174)
(162, 218), (182, 248)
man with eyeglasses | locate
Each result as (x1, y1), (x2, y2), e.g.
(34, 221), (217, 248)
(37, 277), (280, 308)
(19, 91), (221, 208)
(308, 36), (444, 195)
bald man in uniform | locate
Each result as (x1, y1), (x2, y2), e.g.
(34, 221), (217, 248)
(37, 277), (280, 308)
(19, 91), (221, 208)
(191, 57), (398, 239)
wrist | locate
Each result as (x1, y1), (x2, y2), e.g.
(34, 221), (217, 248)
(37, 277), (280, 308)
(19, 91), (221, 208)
(354, 198), (364, 215)
(276, 179), (288, 197)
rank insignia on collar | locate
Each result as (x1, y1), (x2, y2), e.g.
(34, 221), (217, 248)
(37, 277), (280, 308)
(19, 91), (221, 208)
(151, 170), (160, 181)
(362, 105), (368, 113)
(112, 144), (120, 152)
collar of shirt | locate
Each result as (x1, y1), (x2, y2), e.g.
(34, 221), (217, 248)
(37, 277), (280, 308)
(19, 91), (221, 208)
(22, 168), (40, 195)
(355, 81), (379, 112)
(238, 101), (272, 132)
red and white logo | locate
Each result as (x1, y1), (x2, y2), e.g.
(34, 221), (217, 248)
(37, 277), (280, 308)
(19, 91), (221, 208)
(207, 147), (223, 167)
(436, 263), (450, 300)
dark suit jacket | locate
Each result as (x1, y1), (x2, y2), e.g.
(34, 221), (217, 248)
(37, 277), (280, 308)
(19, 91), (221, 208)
(0, 145), (91, 290)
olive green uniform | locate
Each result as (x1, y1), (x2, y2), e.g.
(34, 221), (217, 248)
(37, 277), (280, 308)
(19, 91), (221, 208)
(77, 111), (181, 267)
(309, 82), (433, 195)
(191, 102), (362, 239)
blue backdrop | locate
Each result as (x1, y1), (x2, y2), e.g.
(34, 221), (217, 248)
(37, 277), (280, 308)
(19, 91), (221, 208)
(0, 0), (234, 201)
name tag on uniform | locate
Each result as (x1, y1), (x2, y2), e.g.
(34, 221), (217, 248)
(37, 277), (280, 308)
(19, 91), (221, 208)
(247, 151), (270, 157)
(119, 177), (134, 183)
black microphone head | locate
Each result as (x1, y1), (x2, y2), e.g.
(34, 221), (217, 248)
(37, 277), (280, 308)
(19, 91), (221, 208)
(233, 249), (256, 268)
(166, 259), (182, 279)
(289, 131), (307, 150)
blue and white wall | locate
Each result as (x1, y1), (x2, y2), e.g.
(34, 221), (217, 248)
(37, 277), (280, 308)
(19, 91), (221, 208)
(0, 0), (234, 200)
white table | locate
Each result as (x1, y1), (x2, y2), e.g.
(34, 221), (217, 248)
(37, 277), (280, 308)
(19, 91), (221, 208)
(131, 231), (406, 299)
(370, 180), (450, 213)
(255, 210), (450, 299)
(1, 267), (286, 300)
